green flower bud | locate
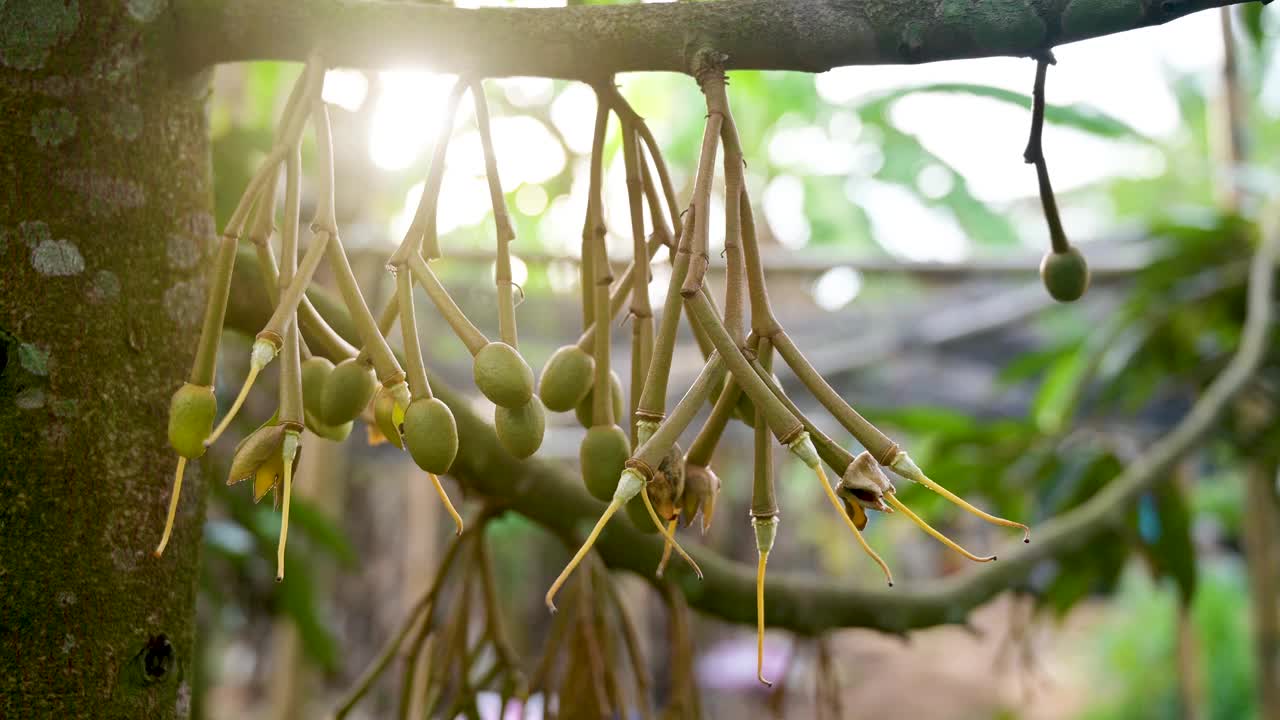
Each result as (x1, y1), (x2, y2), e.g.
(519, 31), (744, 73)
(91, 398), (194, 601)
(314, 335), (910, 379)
(402, 397), (458, 475)
(1040, 247), (1090, 302)
(300, 356), (334, 420)
(168, 383), (217, 459)
(321, 358), (377, 426)
(473, 342), (535, 409)
(538, 345), (594, 412)
(580, 424), (630, 502)
(495, 396), (546, 459)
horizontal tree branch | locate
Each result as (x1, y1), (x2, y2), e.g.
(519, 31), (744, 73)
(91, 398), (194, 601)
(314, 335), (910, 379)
(171, 0), (1256, 79)
(221, 225), (1275, 634)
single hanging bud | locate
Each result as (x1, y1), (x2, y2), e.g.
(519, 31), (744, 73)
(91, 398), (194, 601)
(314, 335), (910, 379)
(168, 383), (217, 459)
(1039, 247), (1090, 302)
(538, 344), (594, 412)
(473, 341), (534, 409)
(300, 356), (334, 419)
(579, 424), (630, 502)
(495, 396), (546, 459)
(227, 422), (300, 506)
(321, 358), (378, 426)
(836, 451), (895, 531)
(402, 397), (459, 475)
(680, 463), (721, 535)
(574, 370), (624, 429)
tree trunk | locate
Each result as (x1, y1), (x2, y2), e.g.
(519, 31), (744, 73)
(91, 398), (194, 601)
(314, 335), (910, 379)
(0, 4), (212, 718)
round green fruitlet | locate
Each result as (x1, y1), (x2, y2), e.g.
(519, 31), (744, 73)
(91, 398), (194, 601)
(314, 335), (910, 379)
(1040, 247), (1090, 303)
(473, 342), (535, 409)
(574, 370), (624, 429)
(495, 396), (546, 459)
(372, 387), (404, 449)
(300, 356), (335, 419)
(402, 397), (459, 475)
(538, 345), (594, 412)
(304, 410), (353, 442)
(321, 358), (378, 426)
(168, 383), (217, 459)
(625, 493), (661, 534)
(580, 424), (630, 502)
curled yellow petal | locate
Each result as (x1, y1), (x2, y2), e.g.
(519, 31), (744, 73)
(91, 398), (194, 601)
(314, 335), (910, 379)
(893, 455), (1030, 543)
(756, 549), (772, 687)
(640, 486), (702, 579)
(429, 473), (464, 536)
(153, 456), (187, 558)
(885, 493), (996, 563)
(816, 465), (893, 586)
(545, 498), (624, 612)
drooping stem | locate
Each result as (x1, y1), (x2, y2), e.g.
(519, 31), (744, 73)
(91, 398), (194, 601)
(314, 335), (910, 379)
(190, 235), (239, 387)
(334, 525), (475, 719)
(751, 339), (778, 518)
(684, 376), (740, 467)
(679, 70), (725, 298)
(710, 74), (747, 345)
(599, 570), (655, 720)
(581, 91), (609, 331)
(391, 78), (468, 264)
(590, 235), (615, 426)
(622, 121), (654, 442)
(407, 253), (490, 356)
(259, 226), (330, 343)
(471, 79), (520, 348)
(771, 330), (900, 464)
(603, 83), (682, 240)
(632, 353), (725, 472)
(395, 267), (432, 399)
(575, 231), (667, 352)
(1024, 55), (1069, 254)
(684, 291), (803, 445)
(635, 202), (694, 428)
(313, 97), (405, 384)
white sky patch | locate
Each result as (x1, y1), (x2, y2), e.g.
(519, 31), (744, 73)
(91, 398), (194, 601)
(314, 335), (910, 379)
(850, 181), (970, 262)
(550, 83), (599, 155)
(495, 76), (555, 107)
(369, 70), (459, 171)
(321, 69), (368, 112)
(811, 266), (863, 311)
(762, 175), (810, 249)
(515, 183), (549, 216)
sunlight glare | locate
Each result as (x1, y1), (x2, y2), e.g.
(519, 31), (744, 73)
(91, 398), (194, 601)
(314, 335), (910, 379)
(369, 70), (458, 172)
(762, 175), (810, 249)
(322, 69), (368, 112)
(812, 266), (863, 311)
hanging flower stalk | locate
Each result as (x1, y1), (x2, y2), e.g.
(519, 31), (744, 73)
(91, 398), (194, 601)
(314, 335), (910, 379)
(154, 59), (321, 558)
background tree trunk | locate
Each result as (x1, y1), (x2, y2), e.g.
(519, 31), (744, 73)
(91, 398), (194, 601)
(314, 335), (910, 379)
(0, 4), (212, 718)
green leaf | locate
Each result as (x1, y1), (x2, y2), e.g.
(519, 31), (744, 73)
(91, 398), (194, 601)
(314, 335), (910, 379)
(860, 83), (1153, 143)
(1133, 484), (1197, 604)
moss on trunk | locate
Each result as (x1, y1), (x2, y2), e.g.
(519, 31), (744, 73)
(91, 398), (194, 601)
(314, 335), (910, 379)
(0, 3), (212, 718)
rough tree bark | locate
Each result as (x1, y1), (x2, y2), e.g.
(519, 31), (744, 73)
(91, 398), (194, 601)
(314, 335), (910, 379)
(0, 3), (212, 718)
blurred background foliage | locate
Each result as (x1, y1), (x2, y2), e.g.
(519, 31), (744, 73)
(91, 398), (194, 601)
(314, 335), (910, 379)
(193, 4), (1279, 719)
